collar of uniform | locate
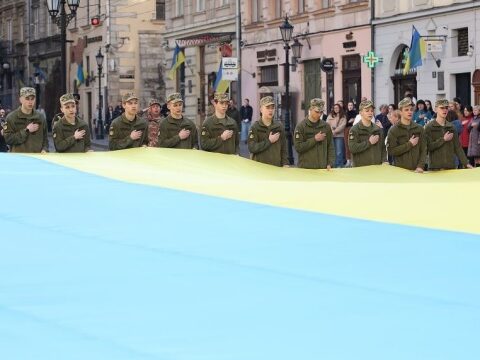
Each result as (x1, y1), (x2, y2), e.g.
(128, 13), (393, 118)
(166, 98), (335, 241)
(61, 116), (78, 126)
(358, 121), (375, 130)
(16, 107), (38, 120)
(306, 118), (324, 128)
(167, 115), (184, 124)
(213, 115), (228, 125)
(432, 119), (452, 129)
(121, 114), (138, 124)
(258, 118), (278, 128)
(398, 121), (416, 130)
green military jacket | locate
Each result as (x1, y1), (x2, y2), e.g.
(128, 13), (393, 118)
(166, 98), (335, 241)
(294, 118), (335, 169)
(248, 118), (288, 167)
(386, 121), (426, 170)
(158, 115), (199, 149)
(200, 114), (239, 154)
(348, 121), (387, 167)
(52, 116), (91, 153)
(109, 114), (148, 150)
(3, 107), (49, 153)
(424, 119), (468, 169)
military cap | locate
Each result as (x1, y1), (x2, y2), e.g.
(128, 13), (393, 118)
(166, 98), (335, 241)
(60, 93), (76, 105)
(213, 92), (229, 102)
(148, 98), (161, 107)
(398, 97), (413, 109)
(310, 98), (325, 111)
(20, 87), (36, 97)
(122, 92), (138, 103)
(260, 96), (275, 107)
(359, 100), (374, 111)
(166, 93), (183, 104)
(435, 99), (449, 108)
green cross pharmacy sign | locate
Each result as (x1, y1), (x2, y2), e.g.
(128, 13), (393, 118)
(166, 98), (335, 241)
(362, 51), (383, 68)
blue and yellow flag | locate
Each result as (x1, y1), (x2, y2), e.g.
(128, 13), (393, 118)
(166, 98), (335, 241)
(76, 63), (86, 86)
(213, 60), (230, 94)
(167, 44), (185, 80)
(403, 26), (426, 75)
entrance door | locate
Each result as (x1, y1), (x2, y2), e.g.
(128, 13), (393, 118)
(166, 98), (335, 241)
(303, 59), (321, 116)
(342, 54), (361, 108)
(455, 73), (471, 106)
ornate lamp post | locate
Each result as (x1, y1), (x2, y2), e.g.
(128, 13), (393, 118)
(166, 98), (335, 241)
(279, 16), (303, 165)
(46, 0), (80, 95)
(95, 48), (104, 139)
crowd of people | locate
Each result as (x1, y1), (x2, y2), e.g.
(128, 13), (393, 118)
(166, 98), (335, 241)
(1, 86), (479, 173)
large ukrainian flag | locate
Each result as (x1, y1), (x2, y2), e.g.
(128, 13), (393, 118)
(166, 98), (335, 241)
(1, 149), (479, 360)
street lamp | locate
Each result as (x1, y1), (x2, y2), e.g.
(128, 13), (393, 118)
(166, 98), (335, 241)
(95, 48), (104, 139)
(46, 0), (80, 95)
(279, 15), (303, 165)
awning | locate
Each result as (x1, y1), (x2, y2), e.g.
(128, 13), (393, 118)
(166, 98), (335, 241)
(176, 32), (235, 48)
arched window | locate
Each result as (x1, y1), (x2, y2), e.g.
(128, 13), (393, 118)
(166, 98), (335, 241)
(390, 45), (417, 104)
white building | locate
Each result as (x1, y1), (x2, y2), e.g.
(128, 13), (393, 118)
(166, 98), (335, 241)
(373, 0), (480, 106)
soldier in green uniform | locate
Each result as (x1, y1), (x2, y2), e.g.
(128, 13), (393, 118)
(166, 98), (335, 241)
(294, 98), (335, 169)
(386, 97), (427, 172)
(3, 87), (49, 153)
(109, 92), (148, 150)
(52, 93), (92, 153)
(158, 93), (198, 149)
(424, 99), (473, 170)
(248, 96), (288, 167)
(348, 100), (387, 167)
(200, 92), (239, 154)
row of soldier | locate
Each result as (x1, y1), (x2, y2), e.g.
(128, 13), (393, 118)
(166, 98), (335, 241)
(1, 87), (474, 171)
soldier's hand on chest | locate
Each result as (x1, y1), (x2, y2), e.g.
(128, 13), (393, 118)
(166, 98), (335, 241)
(314, 131), (326, 142)
(130, 130), (142, 140)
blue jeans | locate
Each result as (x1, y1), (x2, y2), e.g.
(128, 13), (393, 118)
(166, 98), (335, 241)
(241, 121), (251, 142)
(334, 137), (345, 168)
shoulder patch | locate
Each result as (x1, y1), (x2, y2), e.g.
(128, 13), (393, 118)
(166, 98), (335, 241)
(201, 130), (206, 136)
(249, 133), (254, 139)
(295, 132), (300, 139)
(2, 123), (7, 130)
(53, 132), (57, 138)
(109, 130), (114, 136)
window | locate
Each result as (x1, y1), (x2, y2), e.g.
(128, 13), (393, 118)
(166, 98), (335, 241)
(18, 17), (24, 42)
(322, 0), (331, 8)
(219, 0), (229, 5)
(298, 0), (305, 13)
(457, 28), (468, 57)
(156, 0), (165, 19)
(275, 0), (282, 19)
(7, 20), (12, 51)
(32, 8), (39, 40)
(196, 0), (205, 12)
(252, 0), (262, 22)
(86, 0), (90, 26)
(176, 0), (184, 16)
(260, 65), (278, 86)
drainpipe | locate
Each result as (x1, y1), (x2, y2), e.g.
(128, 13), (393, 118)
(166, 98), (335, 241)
(371, 0), (375, 102)
(236, 0), (242, 107)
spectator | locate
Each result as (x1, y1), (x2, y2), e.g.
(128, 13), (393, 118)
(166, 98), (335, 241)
(326, 103), (347, 168)
(467, 105), (480, 167)
(461, 105), (474, 162)
(413, 100), (431, 127)
(105, 105), (114, 132)
(424, 99), (435, 118)
(345, 101), (357, 167)
(240, 98), (253, 144)
(226, 99), (241, 135)
(0, 108), (9, 152)
(375, 104), (391, 137)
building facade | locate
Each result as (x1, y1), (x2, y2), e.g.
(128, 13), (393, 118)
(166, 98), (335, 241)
(373, 0), (480, 106)
(163, 0), (238, 125)
(0, 0), (28, 111)
(241, 0), (372, 126)
(68, 0), (166, 131)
